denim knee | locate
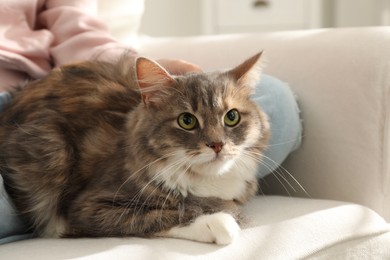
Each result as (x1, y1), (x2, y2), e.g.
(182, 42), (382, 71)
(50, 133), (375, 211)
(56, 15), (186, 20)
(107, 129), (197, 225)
(0, 92), (11, 113)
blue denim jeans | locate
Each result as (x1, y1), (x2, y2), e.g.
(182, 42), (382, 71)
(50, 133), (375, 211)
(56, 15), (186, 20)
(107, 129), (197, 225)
(0, 74), (302, 244)
(0, 92), (11, 113)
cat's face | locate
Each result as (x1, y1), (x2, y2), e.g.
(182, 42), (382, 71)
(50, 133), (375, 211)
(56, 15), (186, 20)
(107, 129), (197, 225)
(131, 53), (269, 180)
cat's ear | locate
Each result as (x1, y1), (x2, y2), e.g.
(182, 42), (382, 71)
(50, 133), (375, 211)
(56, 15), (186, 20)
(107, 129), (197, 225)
(228, 52), (263, 89)
(135, 57), (176, 106)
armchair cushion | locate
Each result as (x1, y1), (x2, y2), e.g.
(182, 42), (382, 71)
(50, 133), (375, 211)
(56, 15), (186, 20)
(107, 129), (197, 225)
(0, 196), (389, 259)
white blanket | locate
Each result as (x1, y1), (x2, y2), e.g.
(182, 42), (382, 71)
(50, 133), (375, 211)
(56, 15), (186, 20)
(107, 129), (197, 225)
(1, 196), (389, 259)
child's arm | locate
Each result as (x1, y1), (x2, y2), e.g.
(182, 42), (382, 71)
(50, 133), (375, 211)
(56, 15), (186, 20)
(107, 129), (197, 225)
(39, 0), (138, 67)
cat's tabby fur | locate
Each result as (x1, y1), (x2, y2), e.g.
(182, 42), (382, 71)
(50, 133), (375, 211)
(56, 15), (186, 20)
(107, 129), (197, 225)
(0, 53), (269, 244)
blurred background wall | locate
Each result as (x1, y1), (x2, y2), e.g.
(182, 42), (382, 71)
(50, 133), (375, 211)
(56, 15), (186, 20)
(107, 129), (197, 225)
(139, 0), (390, 36)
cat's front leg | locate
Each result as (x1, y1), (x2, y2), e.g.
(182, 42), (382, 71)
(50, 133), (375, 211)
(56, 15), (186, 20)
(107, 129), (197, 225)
(159, 212), (240, 245)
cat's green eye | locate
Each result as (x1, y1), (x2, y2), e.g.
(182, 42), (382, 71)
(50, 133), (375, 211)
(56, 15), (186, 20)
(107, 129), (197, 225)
(224, 109), (240, 127)
(178, 113), (198, 130)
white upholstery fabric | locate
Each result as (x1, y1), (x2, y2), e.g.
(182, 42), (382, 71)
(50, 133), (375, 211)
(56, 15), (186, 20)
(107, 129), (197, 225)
(0, 196), (389, 259)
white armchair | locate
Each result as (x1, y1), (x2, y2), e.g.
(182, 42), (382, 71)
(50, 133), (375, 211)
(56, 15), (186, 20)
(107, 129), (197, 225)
(138, 27), (390, 222)
(1, 27), (389, 259)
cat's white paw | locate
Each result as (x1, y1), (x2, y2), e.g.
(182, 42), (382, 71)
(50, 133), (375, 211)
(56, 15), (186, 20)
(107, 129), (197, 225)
(203, 212), (240, 245)
(165, 212), (240, 245)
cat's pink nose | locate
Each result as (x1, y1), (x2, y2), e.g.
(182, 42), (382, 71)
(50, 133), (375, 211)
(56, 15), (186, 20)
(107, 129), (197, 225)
(206, 142), (224, 154)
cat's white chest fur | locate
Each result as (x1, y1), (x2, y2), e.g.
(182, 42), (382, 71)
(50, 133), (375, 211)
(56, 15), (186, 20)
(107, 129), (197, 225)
(187, 166), (253, 200)
(157, 152), (259, 201)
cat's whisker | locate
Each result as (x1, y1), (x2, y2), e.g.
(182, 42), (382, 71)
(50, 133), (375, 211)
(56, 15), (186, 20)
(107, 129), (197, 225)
(112, 150), (179, 205)
(247, 153), (298, 193)
(242, 150), (310, 197)
(122, 153), (189, 228)
(128, 181), (168, 232)
(128, 152), (193, 228)
(263, 138), (302, 148)
(248, 136), (302, 149)
(124, 180), (166, 231)
(160, 169), (183, 228)
(135, 155), (186, 208)
(260, 154), (309, 197)
(238, 151), (294, 196)
(113, 152), (184, 227)
(127, 156), (190, 230)
(156, 156), (196, 225)
(270, 170), (293, 197)
(260, 159), (297, 194)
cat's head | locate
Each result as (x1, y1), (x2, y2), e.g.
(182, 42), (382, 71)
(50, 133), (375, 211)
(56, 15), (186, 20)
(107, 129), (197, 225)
(130, 53), (269, 181)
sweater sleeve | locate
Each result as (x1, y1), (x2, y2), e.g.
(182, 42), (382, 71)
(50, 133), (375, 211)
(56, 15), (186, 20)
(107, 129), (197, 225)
(39, 0), (137, 67)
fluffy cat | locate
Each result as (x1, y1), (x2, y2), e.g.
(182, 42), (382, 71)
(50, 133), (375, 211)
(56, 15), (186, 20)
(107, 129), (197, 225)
(0, 52), (270, 245)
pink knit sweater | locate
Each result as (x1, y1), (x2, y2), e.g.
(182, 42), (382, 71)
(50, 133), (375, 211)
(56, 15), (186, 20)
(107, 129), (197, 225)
(0, 0), (135, 91)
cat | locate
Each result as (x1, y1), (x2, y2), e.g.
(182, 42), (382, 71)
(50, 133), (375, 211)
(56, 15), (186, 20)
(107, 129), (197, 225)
(0, 52), (270, 245)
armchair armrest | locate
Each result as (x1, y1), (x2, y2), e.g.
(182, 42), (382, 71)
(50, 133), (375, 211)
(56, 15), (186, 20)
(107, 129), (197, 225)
(138, 27), (390, 221)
